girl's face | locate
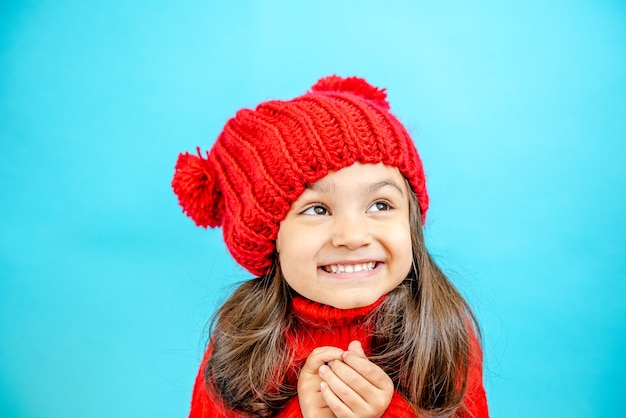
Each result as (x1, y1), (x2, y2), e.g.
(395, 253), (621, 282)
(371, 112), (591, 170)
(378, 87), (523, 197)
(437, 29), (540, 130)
(276, 162), (413, 309)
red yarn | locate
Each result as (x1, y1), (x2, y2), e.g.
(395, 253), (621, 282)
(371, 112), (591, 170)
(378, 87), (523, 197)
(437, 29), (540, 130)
(310, 75), (390, 110)
(172, 148), (223, 228)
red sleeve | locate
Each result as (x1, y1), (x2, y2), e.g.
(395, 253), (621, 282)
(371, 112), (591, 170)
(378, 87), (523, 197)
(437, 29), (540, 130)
(457, 329), (489, 417)
(188, 345), (240, 418)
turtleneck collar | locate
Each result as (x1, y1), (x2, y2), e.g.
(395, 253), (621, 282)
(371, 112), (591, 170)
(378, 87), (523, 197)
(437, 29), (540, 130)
(290, 294), (386, 327)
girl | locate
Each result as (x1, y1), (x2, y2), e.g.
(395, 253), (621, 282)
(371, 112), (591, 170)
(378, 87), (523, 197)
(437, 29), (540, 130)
(172, 75), (489, 417)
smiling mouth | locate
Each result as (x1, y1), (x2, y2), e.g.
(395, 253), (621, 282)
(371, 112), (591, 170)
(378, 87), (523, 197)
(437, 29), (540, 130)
(321, 262), (378, 274)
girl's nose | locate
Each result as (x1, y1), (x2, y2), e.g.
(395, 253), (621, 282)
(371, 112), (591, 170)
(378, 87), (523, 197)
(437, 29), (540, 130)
(331, 215), (373, 250)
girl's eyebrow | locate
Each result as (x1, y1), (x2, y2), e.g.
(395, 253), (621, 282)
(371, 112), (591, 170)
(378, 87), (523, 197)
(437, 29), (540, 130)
(306, 181), (332, 192)
(368, 180), (405, 196)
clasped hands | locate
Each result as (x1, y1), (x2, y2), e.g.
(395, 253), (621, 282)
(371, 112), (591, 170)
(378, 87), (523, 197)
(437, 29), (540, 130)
(297, 341), (394, 418)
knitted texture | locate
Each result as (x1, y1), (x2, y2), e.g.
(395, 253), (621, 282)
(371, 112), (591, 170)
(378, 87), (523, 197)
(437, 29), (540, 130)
(172, 75), (429, 276)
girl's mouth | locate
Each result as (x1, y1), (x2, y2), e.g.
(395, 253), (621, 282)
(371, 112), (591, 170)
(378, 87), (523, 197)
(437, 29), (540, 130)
(321, 262), (377, 274)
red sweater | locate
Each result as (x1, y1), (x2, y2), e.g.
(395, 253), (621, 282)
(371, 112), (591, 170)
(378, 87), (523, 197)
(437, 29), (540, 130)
(189, 296), (489, 417)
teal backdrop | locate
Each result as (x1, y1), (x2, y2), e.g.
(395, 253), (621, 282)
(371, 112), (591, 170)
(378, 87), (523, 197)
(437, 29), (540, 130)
(1, 1), (625, 417)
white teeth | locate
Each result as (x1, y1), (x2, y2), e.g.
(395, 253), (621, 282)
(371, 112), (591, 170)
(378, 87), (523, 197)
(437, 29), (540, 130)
(324, 262), (376, 274)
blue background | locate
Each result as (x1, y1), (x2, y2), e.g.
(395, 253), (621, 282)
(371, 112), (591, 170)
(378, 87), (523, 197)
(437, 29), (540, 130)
(1, 1), (625, 417)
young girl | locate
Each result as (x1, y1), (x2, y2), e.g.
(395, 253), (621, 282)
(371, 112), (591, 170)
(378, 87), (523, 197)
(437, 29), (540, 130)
(172, 75), (489, 417)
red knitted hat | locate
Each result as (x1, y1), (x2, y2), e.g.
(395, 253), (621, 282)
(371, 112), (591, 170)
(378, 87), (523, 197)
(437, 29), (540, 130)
(172, 75), (429, 276)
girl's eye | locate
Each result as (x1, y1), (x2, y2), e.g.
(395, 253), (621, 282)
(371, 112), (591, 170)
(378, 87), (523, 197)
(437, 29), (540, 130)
(302, 205), (329, 216)
(369, 201), (392, 212)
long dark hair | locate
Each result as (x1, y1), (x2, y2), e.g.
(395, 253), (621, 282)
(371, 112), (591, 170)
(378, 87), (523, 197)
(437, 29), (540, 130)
(205, 188), (481, 417)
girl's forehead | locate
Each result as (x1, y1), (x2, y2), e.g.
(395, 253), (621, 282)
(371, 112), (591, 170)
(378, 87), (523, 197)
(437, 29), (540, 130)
(307, 162), (406, 191)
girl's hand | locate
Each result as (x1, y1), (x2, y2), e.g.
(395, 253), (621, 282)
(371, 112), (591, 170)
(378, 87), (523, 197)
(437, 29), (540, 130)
(298, 346), (344, 418)
(318, 340), (394, 418)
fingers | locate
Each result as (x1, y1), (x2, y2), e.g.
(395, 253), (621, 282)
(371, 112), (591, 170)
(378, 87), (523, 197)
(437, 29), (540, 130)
(341, 349), (392, 391)
(320, 362), (392, 418)
(298, 343), (393, 417)
(298, 346), (345, 418)
(347, 340), (365, 356)
(319, 362), (365, 415)
(320, 359), (387, 402)
(318, 341), (394, 418)
(300, 346), (345, 373)
(345, 340), (388, 390)
(320, 379), (358, 417)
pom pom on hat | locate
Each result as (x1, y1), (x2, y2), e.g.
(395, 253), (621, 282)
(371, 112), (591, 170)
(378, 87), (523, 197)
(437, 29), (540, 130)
(172, 148), (223, 228)
(310, 75), (390, 110)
